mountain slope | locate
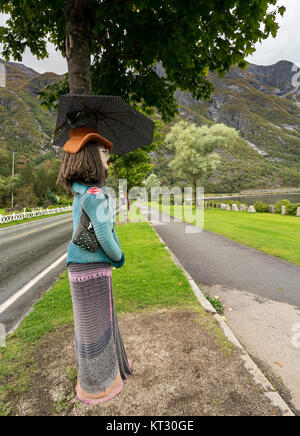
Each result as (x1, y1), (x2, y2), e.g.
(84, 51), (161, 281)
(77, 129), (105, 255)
(0, 59), (64, 156)
(175, 60), (300, 164)
(0, 59), (299, 194)
(154, 61), (299, 192)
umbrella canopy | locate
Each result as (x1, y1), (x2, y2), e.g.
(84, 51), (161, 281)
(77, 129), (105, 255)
(54, 94), (155, 154)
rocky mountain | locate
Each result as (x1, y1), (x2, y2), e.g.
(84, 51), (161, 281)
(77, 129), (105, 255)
(152, 60), (300, 191)
(0, 58), (300, 193)
(175, 60), (300, 164)
(0, 59), (64, 156)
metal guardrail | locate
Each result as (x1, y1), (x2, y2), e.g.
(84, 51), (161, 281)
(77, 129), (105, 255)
(0, 206), (73, 224)
(0, 199), (124, 225)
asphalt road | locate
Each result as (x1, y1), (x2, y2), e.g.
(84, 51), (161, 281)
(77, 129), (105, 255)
(0, 213), (73, 333)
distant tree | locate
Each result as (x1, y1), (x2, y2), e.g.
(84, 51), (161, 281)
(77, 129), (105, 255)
(15, 185), (39, 209)
(165, 121), (240, 204)
(32, 158), (61, 200)
(143, 173), (161, 197)
(42, 187), (59, 207)
(5, 174), (21, 195)
(0, 175), (8, 207)
(0, 150), (11, 177)
(110, 148), (154, 192)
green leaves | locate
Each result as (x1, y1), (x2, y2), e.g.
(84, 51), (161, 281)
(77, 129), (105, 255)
(166, 121), (239, 184)
(0, 1), (285, 121)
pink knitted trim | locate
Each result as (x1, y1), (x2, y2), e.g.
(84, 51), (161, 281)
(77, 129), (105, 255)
(69, 268), (111, 282)
(76, 382), (123, 405)
(109, 276), (113, 325)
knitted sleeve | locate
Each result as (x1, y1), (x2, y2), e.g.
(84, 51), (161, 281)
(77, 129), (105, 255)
(82, 189), (123, 262)
(113, 227), (121, 248)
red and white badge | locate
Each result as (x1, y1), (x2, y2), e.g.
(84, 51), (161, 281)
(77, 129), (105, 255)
(88, 187), (103, 195)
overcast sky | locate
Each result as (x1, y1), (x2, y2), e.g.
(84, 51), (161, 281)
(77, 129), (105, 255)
(0, 0), (299, 75)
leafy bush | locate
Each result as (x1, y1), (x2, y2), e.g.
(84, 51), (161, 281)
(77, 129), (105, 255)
(57, 195), (73, 206)
(274, 199), (291, 214)
(158, 196), (182, 205)
(253, 201), (269, 213)
(205, 294), (223, 314)
(42, 188), (59, 207)
(286, 202), (300, 216)
(208, 199), (243, 209)
(206, 198), (300, 216)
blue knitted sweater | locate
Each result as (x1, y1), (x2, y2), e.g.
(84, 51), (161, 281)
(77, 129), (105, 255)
(66, 182), (125, 268)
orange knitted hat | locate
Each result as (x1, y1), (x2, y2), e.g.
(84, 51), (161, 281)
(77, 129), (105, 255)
(63, 127), (113, 154)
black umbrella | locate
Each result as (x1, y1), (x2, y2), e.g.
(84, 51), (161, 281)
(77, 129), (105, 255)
(53, 94), (155, 154)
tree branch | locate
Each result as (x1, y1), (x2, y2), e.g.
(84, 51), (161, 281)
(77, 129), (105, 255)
(93, 34), (141, 61)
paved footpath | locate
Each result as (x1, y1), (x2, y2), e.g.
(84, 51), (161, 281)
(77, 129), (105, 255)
(138, 203), (300, 413)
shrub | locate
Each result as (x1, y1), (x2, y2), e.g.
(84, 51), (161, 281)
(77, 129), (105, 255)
(286, 202), (300, 216)
(254, 201), (269, 213)
(14, 185), (39, 209)
(158, 196), (174, 205)
(205, 294), (223, 314)
(42, 188), (59, 207)
(57, 195), (72, 206)
(223, 200), (243, 208)
(274, 199), (291, 214)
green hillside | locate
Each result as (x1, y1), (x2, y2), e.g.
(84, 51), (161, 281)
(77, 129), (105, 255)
(0, 60), (64, 209)
(164, 61), (300, 192)
(1, 58), (300, 206)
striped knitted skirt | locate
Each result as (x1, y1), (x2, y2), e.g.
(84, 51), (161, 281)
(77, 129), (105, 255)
(68, 262), (132, 404)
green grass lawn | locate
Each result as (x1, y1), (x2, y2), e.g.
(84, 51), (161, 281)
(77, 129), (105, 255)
(204, 208), (300, 266)
(0, 221), (202, 415)
(149, 202), (300, 266)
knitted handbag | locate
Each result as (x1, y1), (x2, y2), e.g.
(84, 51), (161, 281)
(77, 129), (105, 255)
(72, 190), (112, 253)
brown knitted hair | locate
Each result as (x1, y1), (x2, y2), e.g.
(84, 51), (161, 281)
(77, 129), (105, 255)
(57, 141), (107, 195)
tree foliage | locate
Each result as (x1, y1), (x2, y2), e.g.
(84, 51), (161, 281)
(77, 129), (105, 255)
(165, 121), (239, 197)
(0, 0), (285, 121)
(143, 173), (161, 195)
(0, 152), (68, 209)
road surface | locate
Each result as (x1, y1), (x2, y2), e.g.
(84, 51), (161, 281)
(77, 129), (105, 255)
(0, 214), (73, 333)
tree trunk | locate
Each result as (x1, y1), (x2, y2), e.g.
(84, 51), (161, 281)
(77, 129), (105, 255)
(193, 180), (197, 208)
(65, 0), (92, 94)
(114, 166), (120, 183)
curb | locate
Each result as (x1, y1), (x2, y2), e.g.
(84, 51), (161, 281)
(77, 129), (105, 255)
(145, 218), (295, 416)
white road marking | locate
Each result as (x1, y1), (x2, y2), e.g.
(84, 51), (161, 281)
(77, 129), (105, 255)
(0, 253), (67, 314)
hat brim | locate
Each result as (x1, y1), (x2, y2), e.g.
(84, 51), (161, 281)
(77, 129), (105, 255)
(63, 132), (113, 154)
